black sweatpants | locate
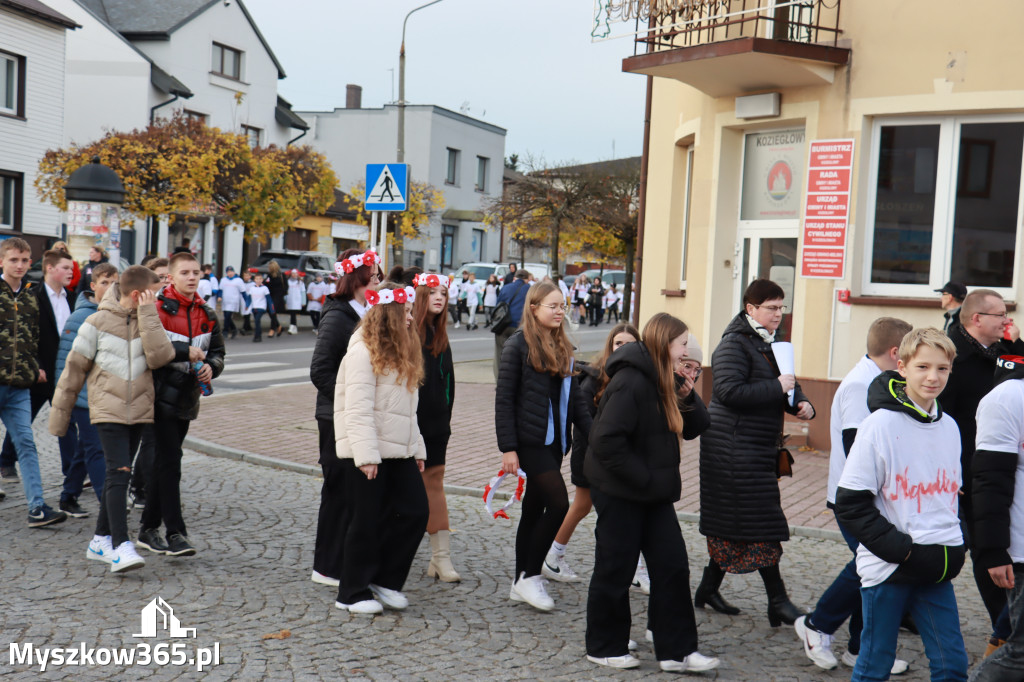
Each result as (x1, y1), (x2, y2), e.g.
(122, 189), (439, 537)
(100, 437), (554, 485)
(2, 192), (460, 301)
(313, 417), (347, 580)
(95, 423), (144, 547)
(131, 424), (155, 500)
(587, 489), (699, 662)
(515, 446), (570, 578)
(141, 418), (190, 537)
(337, 458), (429, 605)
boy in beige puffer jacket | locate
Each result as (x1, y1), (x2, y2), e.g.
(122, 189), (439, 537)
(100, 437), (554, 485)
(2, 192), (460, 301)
(49, 266), (175, 573)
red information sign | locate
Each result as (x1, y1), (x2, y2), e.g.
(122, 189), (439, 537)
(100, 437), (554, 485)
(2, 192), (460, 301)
(801, 139), (855, 279)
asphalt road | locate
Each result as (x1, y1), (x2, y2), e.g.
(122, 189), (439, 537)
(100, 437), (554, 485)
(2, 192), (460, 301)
(216, 315), (619, 393)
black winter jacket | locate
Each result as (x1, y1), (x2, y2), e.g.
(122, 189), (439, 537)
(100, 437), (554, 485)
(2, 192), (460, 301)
(152, 292), (225, 421)
(418, 326), (455, 440)
(699, 312), (811, 542)
(938, 324), (1024, 506)
(495, 330), (591, 454)
(584, 342), (709, 503)
(309, 297), (362, 421)
(836, 371), (966, 585)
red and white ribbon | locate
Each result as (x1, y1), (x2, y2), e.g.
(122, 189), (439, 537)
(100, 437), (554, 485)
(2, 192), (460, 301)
(334, 250), (381, 276)
(365, 286), (416, 307)
(482, 468), (526, 520)
(413, 273), (452, 290)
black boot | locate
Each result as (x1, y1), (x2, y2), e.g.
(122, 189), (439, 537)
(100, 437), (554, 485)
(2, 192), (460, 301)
(694, 563), (740, 615)
(760, 565), (805, 627)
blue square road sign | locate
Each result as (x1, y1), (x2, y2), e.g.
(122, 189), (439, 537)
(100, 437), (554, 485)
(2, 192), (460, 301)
(365, 164), (408, 211)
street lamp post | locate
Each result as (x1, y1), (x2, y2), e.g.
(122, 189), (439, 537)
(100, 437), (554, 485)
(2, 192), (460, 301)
(397, 0), (445, 165)
(64, 156), (126, 267)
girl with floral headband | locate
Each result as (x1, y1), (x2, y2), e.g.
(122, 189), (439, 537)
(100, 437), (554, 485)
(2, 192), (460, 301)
(333, 281), (428, 615)
(309, 249), (382, 590)
(495, 280), (592, 612)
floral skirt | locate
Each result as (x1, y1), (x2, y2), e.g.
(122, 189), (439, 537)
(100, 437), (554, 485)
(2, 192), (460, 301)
(707, 536), (782, 574)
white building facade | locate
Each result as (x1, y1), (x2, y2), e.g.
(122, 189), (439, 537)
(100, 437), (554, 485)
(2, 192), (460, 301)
(0, 0), (77, 256)
(299, 102), (506, 272)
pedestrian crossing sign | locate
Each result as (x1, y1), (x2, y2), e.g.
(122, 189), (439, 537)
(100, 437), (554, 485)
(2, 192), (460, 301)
(365, 163), (408, 211)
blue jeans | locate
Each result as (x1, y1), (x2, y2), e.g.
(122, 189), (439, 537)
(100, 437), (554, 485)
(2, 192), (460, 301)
(0, 385), (44, 509)
(971, 564), (1024, 682)
(252, 308), (265, 339)
(854, 580), (968, 681)
(59, 407), (105, 503)
(808, 510), (864, 652)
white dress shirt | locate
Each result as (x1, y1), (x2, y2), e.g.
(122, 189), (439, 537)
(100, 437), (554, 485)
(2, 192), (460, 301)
(45, 281), (71, 333)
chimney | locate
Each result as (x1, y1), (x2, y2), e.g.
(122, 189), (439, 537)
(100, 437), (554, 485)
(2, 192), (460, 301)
(346, 84), (362, 109)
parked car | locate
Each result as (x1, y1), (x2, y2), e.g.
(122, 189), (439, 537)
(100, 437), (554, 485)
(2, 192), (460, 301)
(455, 261), (553, 283)
(576, 269), (627, 289)
(247, 249), (334, 285)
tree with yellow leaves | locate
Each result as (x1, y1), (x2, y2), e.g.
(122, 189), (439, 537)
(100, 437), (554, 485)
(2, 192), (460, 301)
(342, 179), (445, 263)
(35, 113), (337, 244)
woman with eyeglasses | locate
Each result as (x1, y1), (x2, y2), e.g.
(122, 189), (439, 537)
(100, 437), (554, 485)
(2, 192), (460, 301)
(697, 278), (815, 627)
(495, 281), (592, 612)
(308, 248), (383, 591)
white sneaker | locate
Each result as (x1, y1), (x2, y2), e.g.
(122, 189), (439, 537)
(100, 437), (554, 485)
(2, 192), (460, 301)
(645, 629), (654, 643)
(335, 599), (383, 615)
(841, 651), (909, 675)
(795, 616), (837, 670)
(288, 324), (298, 335)
(542, 550), (580, 582)
(311, 570), (340, 587)
(110, 541), (145, 573)
(628, 639), (638, 651)
(660, 652), (720, 672)
(454, 322), (460, 328)
(510, 572), (555, 611)
(587, 654), (640, 669)
(86, 535), (114, 564)
(369, 584), (408, 610)
(631, 562), (651, 594)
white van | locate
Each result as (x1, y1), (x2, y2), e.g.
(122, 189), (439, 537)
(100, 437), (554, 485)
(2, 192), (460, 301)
(457, 262), (551, 282)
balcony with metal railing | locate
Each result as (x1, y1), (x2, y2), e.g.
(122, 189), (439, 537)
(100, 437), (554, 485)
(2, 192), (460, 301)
(612, 0), (849, 97)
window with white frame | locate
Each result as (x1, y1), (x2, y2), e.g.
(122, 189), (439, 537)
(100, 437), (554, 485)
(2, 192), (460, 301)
(0, 50), (23, 116)
(679, 146), (693, 287)
(241, 124), (261, 148)
(446, 148), (460, 185)
(0, 173), (20, 230)
(863, 116), (1024, 296)
(476, 156), (489, 192)
(211, 42), (242, 80)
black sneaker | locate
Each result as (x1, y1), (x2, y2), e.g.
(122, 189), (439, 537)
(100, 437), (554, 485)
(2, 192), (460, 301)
(0, 465), (17, 479)
(59, 498), (89, 518)
(137, 528), (170, 554)
(166, 533), (196, 557)
(28, 505), (67, 528)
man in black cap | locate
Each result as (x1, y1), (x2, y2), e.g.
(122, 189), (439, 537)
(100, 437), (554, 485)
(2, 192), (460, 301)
(936, 281), (967, 333)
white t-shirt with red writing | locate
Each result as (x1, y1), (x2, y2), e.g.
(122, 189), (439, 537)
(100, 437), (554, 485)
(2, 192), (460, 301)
(837, 401), (963, 587)
(976, 379), (1024, 564)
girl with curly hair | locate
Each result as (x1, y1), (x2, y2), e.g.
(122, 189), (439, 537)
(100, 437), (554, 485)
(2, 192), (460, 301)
(333, 281), (428, 615)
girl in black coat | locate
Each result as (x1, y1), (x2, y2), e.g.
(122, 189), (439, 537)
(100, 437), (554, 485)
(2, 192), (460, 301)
(584, 313), (719, 673)
(308, 249), (381, 589)
(265, 260), (287, 337)
(544, 323), (640, 584)
(396, 267), (460, 583)
(496, 281), (591, 612)
(696, 278), (815, 627)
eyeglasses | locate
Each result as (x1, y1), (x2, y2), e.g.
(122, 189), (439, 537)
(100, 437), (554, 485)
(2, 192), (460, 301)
(535, 303), (570, 312)
(678, 362), (702, 378)
(754, 304), (788, 313)
(977, 311), (1009, 319)
(369, 273), (381, 283)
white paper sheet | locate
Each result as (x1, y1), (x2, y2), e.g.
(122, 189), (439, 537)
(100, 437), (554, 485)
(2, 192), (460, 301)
(772, 342), (795, 406)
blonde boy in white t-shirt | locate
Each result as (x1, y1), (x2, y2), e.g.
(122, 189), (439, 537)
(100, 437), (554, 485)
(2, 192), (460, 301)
(835, 328), (967, 681)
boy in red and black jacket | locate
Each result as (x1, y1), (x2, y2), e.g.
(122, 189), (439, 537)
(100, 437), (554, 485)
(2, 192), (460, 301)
(137, 252), (224, 558)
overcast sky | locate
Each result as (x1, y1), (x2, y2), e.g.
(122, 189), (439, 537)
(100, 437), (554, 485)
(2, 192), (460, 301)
(243, 0), (646, 166)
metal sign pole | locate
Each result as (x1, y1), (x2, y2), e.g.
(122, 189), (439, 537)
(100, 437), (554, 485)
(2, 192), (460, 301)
(379, 211), (390, 272)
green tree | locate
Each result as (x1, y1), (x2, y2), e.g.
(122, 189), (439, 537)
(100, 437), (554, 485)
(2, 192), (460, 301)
(342, 179), (445, 256)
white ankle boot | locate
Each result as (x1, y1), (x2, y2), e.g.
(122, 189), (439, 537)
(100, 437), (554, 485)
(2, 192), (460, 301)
(427, 530), (461, 582)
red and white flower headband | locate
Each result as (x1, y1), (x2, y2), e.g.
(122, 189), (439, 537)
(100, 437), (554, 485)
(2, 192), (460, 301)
(412, 273), (451, 290)
(334, 250), (381, 276)
(483, 468), (526, 520)
(365, 286), (416, 307)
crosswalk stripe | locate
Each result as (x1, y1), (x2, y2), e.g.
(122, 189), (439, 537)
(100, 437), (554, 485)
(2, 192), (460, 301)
(222, 361), (283, 371)
(220, 367), (311, 383)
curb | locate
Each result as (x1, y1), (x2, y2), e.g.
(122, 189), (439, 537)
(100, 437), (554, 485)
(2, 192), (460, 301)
(184, 437), (844, 544)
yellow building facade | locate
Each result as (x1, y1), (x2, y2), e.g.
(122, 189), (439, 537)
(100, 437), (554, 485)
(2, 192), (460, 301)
(624, 0), (1024, 440)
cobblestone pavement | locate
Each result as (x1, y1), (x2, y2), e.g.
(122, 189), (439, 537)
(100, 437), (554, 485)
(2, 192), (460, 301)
(0, 437), (995, 680)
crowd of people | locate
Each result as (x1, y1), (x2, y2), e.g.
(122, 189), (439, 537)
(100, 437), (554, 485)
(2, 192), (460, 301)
(8, 239), (1024, 679)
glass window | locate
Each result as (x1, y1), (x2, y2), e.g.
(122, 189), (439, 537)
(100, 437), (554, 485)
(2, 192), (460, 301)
(869, 124), (940, 285)
(865, 117), (1024, 295)
(740, 128), (806, 221)
(441, 224), (456, 268)
(680, 146), (693, 286)
(446, 149), (459, 185)
(241, 125), (260, 148)
(472, 228), (484, 260)
(212, 43), (242, 79)
(0, 51), (21, 115)
(476, 156), (489, 192)
(0, 175), (14, 228)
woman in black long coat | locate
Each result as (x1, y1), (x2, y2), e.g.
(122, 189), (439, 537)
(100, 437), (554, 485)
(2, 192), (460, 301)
(696, 278), (815, 627)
